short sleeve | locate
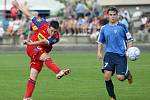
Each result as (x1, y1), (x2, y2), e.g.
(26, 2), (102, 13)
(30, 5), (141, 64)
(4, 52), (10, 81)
(47, 37), (59, 44)
(124, 26), (133, 42)
(97, 26), (105, 44)
(32, 16), (47, 28)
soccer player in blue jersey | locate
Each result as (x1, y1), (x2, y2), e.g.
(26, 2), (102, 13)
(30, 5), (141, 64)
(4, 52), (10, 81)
(97, 7), (133, 100)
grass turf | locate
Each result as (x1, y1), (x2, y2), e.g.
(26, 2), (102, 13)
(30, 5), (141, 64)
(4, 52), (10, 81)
(0, 51), (150, 100)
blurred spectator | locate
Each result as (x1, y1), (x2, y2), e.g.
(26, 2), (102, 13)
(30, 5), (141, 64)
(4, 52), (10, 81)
(0, 24), (5, 44)
(0, 16), (4, 28)
(75, 1), (88, 19)
(91, 0), (101, 17)
(2, 16), (9, 31)
(120, 8), (130, 22)
(85, 0), (93, 9)
(144, 19), (150, 33)
(60, 18), (68, 35)
(12, 16), (22, 34)
(67, 15), (77, 35)
(91, 8), (100, 17)
(6, 17), (14, 35)
(90, 16), (108, 43)
(123, 10), (130, 22)
(63, 2), (75, 19)
(135, 17), (150, 42)
(141, 14), (148, 25)
(103, 8), (108, 18)
(10, 1), (19, 19)
(76, 16), (88, 34)
(119, 15), (129, 29)
(132, 7), (143, 20)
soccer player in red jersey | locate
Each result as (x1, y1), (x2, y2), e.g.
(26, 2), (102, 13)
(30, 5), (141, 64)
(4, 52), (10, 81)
(13, 1), (71, 100)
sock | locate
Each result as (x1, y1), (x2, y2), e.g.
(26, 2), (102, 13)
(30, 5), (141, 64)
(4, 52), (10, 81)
(24, 78), (36, 98)
(105, 80), (116, 99)
(45, 58), (61, 74)
(124, 71), (129, 80)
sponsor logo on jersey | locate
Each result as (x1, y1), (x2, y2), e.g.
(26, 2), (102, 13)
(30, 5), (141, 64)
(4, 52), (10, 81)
(32, 26), (38, 31)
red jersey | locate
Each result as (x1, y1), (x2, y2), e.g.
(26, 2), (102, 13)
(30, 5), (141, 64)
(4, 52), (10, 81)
(29, 17), (60, 53)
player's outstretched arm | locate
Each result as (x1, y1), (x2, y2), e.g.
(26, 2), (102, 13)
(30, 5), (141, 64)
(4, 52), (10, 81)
(13, 0), (33, 20)
(24, 40), (49, 46)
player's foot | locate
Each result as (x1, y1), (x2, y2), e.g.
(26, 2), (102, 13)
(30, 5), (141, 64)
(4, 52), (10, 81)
(110, 96), (116, 100)
(127, 71), (133, 84)
(23, 97), (32, 100)
(56, 69), (71, 79)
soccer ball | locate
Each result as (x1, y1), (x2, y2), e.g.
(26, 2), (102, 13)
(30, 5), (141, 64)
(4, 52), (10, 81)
(127, 47), (140, 61)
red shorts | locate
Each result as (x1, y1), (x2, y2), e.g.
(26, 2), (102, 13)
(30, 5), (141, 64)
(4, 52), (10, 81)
(26, 45), (46, 72)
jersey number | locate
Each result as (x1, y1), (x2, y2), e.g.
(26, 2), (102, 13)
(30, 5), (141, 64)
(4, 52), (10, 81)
(38, 33), (46, 40)
(104, 62), (108, 68)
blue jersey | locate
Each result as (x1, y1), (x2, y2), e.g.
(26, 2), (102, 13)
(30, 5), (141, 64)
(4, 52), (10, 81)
(97, 23), (133, 56)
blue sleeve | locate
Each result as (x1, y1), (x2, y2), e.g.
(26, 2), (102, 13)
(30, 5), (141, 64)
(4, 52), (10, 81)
(32, 17), (47, 28)
(97, 26), (105, 44)
(48, 37), (59, 44)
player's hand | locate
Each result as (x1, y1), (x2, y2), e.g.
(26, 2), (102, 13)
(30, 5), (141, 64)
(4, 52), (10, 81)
(23, 40), (30, 45)
(23, 40), (27, 45)
(13, 0), (20, 8)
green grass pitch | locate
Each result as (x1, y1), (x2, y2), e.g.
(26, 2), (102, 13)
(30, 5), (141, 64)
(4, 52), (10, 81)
(0, 51), (150, 100)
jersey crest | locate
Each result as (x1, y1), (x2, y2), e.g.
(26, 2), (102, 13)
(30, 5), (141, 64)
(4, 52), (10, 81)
(36, 17), (42, 22)
(114, 30), (118, 34)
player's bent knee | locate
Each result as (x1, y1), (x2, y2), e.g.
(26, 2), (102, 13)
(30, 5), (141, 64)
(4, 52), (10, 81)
(104, 74), (112, 81)
(117, 75), (125, 81)
(40, 53), (49, 61)
(30, 68), (39, 81)
(30, 74), (38, 81)
(104, 71), (112, 81)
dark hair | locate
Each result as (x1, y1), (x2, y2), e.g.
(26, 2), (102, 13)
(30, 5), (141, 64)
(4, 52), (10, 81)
(49, 20), (59, 30)
(107, 7), (118, 14)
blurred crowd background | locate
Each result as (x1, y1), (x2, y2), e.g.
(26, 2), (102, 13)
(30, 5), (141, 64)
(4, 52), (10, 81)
(0, 0), (150, 46)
